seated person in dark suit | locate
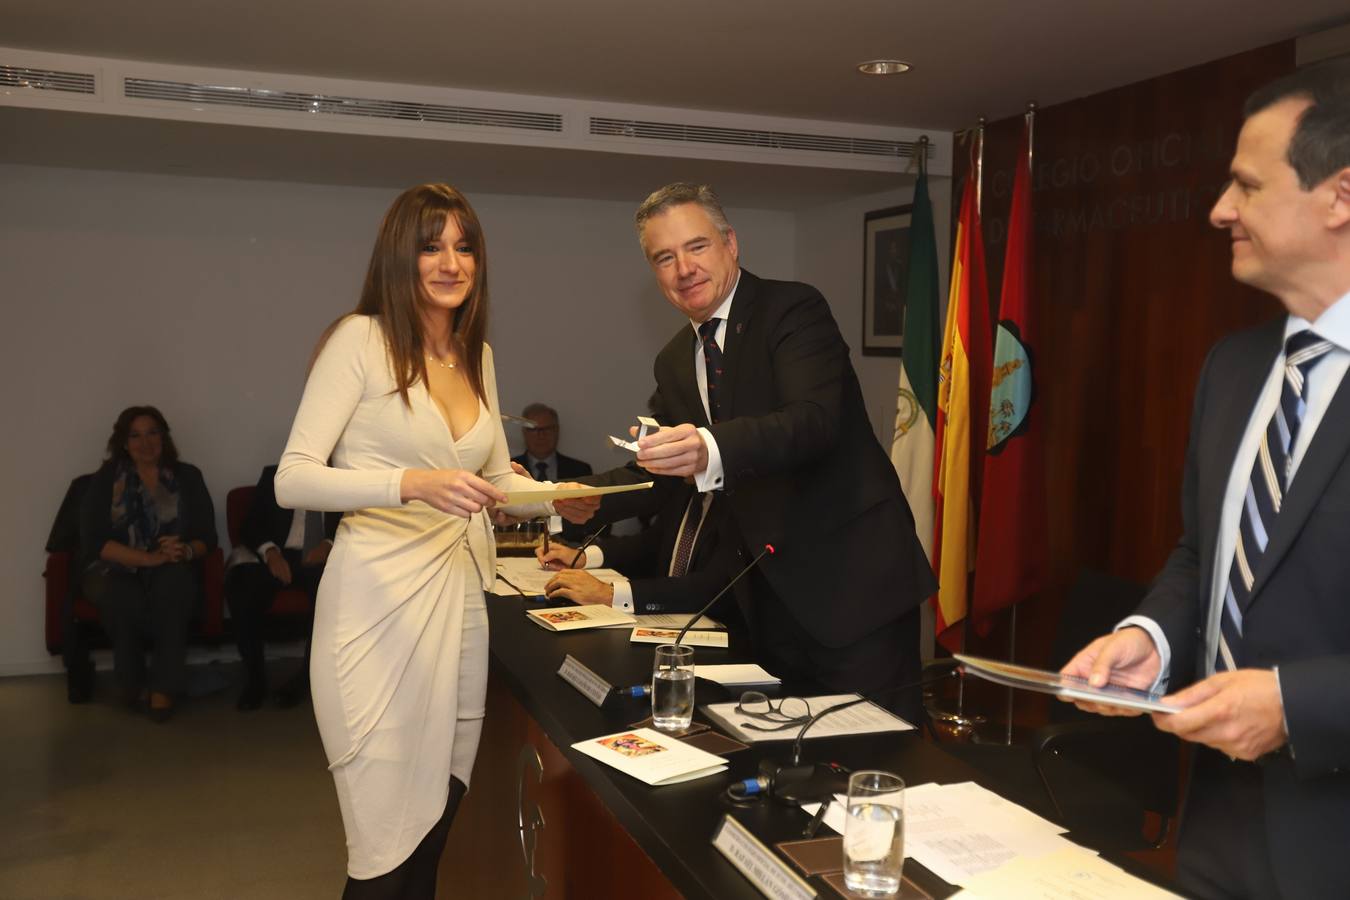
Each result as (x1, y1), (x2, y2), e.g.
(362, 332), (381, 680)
(511, 402), (593, 542)
(226, 464), (339, 711)
(80, 406), (216, 723)
(535, 482), (743, 631)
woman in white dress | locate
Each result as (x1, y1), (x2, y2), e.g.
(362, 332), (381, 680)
(275, 184), (594, 898)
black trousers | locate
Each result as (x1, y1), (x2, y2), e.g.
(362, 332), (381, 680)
(225, 550), (323, 677)
(1175, 749), (1283, 900)
(749, 569), (924, 724)
(85, 563), (197, 698)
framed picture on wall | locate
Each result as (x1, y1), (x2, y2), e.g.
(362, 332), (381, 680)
(862, 204), (913, 357)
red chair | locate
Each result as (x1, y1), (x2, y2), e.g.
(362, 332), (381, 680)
(225, 486), (313, 618)
(43, 548), (224, 655)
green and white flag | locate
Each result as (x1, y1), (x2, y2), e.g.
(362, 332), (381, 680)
(890, 166), (940, 559)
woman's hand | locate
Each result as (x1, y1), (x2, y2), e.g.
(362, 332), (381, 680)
(139, 547), (172, 567)
(157, 535), (189, 563)
(402, 468), (509, 518)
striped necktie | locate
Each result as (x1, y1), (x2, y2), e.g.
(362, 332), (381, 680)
(1217, 330), (1333, 672)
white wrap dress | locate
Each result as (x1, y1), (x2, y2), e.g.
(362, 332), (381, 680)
(275, 315), (550, 878)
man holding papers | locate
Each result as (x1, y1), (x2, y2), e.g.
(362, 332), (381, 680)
(1062, 62), (1350, 899)
(587, 182), (936, 719)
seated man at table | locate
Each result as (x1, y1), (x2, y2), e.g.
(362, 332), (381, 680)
(537, 481), (742, 629)
(511, 402), (593, 542)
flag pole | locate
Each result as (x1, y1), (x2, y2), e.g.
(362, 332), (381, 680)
(1003, 102), (1037, 745)
(957, 118), (986, 734)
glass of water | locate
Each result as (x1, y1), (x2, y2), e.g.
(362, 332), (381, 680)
(843, 770), (904, 897)
(651, 644), (695, 732)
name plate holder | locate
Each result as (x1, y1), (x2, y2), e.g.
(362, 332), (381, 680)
(712, 814), (817, 900)
(557, 654), (613, 707)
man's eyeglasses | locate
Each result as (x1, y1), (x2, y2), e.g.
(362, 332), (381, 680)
(736, 692), (812, 732)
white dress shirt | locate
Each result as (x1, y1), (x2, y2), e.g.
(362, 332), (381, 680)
(691, 271), (741, 493)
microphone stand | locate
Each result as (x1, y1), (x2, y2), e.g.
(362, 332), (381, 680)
(736, 663), (961, 804)
(673, 543), (774, 648)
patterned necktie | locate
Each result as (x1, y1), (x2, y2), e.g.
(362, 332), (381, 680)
(534, 461), (548, 482)
(1217, 330), (1333, 672)
(669, 494), (707, 578)
(698, 319), (724, 424)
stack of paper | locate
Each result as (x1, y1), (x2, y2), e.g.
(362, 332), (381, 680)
(802, 781), (1088, 888)
(697, 664), (781, 687)
(526, 604), (636, 632)
(571, 727), (728, 785)
(702, 694), (914, 742)
(952, 847), (1181, 898)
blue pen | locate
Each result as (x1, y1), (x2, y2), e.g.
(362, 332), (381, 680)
(616, 684), (650, 698)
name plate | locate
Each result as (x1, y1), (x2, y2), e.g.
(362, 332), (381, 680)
(557, 654), (612, 707)
(712, 814), (817, 900)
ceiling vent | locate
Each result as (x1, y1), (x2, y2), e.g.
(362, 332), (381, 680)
(590, 116), (927, 161)
(123, 76), (564, 133)
(1, 64), (95, 95)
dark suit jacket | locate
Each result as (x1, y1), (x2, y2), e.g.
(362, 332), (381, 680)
(596, 485), (737, 617)
(79, 461), (217, 572)
(510, 451), (592, 481)
(1136, 318), (1350, 897)
(242, 465), (340, 559)
(593, 269), (935, 649)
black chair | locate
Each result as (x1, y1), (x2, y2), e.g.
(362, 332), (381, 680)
(939, 570), (1181, 852)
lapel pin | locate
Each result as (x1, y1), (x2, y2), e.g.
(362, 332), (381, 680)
(736, 323), (744, 335)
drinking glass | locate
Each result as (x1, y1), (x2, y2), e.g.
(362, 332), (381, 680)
(843, 770), (904, 897)
(651, 644), (695, 731)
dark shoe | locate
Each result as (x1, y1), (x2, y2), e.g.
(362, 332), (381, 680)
(274, 675), (309, 709)
(147, 692), (175, 724)
(236, 676), (267, 712)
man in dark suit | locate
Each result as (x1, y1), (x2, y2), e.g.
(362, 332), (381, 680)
(589, 182), (936, 719)
(1062, 61), (1350, 898)
(511, 402), (593, 542)
(226, 464), (339, 711)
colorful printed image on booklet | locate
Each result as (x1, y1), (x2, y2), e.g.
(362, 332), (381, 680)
(571, 727), (728, 785)
(526, 604), (636, 631)
(628, 627), (729, 648)
(954, 654), (1181, 713)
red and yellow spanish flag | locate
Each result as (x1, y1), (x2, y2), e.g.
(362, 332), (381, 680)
(932, 144), (992, 651)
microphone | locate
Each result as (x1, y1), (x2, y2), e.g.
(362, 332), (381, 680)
(726, 662), (960, 804)
(673, 543), (775, 648)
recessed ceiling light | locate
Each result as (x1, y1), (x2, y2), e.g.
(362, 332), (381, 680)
(857, 59), (911, 76)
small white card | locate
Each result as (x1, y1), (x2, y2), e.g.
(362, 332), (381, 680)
(711, 814), (817, 900)
(609, 435), (640, 452)
(557, 654), (612, 707)
(571, 727), (727, 786)
(698, 664), (781, 687)
(629, 628), (729, 648)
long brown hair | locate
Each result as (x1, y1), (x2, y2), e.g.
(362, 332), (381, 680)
(315, 183), (490, 406)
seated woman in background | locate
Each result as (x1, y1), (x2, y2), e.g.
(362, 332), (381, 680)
(80, 405), (216, 722)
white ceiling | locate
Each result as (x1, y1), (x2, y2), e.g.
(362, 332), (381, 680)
(2, 1), (1346, 205)
(4, 0), (1346, 128)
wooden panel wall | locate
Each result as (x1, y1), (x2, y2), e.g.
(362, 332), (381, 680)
(964, 42), (1297, 675)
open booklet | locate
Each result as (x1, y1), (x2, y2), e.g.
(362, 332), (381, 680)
(702, 693), (914, 743)
(571, 727), (728, 785)
(494, 556), (628, 597)
(954, 654), (1181, 714)
(526, 604), (636, 631)
(628, 627), (729, 648)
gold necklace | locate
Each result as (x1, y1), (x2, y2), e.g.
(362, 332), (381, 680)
(426, 354), (457, 369)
